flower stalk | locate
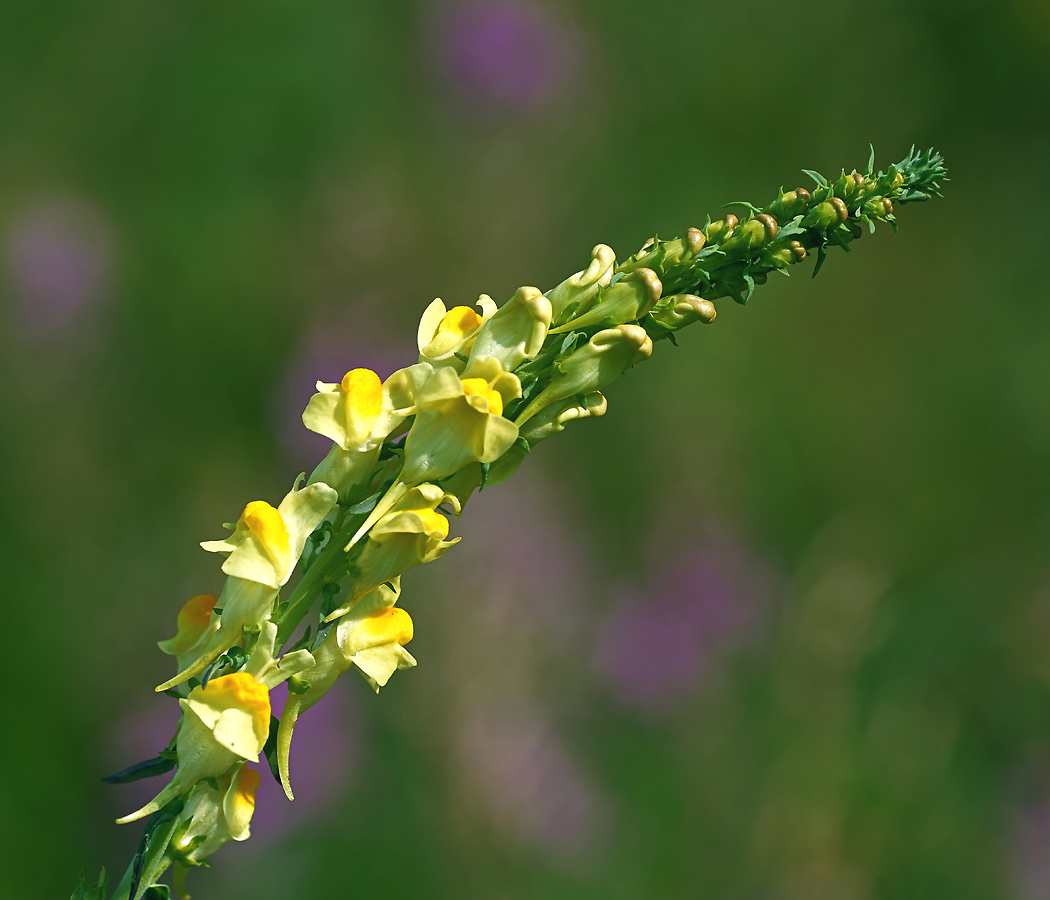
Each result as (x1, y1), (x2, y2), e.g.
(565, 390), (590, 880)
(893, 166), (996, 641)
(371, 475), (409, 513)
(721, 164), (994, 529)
(83, 147), (946, 900)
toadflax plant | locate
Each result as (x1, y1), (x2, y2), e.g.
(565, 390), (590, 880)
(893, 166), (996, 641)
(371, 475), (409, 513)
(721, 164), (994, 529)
(73, 147), (947, 900)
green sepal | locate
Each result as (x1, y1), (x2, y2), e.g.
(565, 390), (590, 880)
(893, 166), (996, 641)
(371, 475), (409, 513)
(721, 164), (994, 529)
(142, 887), (170, 900)
(70, 868), (107, 900)
(102, 757), (176, 785)
(288, 675), (313, 695)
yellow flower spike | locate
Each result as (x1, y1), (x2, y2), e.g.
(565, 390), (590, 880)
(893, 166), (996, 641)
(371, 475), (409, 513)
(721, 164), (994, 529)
(466, 285), (553, 372)
(400, 358), (521, 485)
(305, 362), (433, 499)
(545, 243), (616, 326)
(548, 267), (663, 334)
(277, 583), (412, 799)
(515, 324), (652, 427)
(417, 295), (498, 368)
(328, 484), (459, 620)
(158, 594), (220, 673)
(118, 673), (271, 825)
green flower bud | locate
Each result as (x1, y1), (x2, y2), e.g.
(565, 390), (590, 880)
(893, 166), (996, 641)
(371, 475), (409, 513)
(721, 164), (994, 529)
(549, 268), (662, 333)
(719, 213), (779, 254)
(618, 227), (706, 277)
(766, 187), (811, 222)
(545, 244), (616, 325)
(704, 214), (738, 244)
(642, 294), (716, 338)
(802, 197), (849, 229)
(515, 324), (652, 426)
(519, 390), (607, 446)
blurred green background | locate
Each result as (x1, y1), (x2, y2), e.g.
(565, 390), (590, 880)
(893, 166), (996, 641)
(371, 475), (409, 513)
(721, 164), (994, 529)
(2, 1), (1049, 897)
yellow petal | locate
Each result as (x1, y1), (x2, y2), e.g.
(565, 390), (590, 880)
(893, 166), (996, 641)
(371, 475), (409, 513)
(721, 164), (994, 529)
(400, 507), (450, 539)
(340, 368), (383, 447)
(240, 501), (290, 573)
(357, 607), (414, 647)
(436, 306), (482, 341)
(225, 766), (260, 839)
(460, 378), (504, 416)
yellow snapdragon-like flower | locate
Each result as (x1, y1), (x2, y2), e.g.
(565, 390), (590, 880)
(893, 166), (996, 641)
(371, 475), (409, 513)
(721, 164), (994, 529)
(400, 356), (521, 485)
(118, 673), (271, 824)
(170, 761), (260, 889)
(304, 362), (433, 498)
(417, 295), (497, 368)
(156, 483), (336, 692)
(277, 582), (414, 798)
(325, 484), (459, 621)
(466, 286), (552, 372)
(201, 483), (338, 590)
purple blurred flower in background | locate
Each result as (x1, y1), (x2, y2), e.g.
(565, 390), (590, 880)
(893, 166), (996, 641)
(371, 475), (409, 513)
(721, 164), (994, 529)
(1007, 771), (1050, 900)
(4, 195), (114, 339)
(445, 470), (590, 639)
(426, 0), (578, 111)
(595, 528), (775, 713)
(460, 700), (605, 858)
(272, 299), (411, 468)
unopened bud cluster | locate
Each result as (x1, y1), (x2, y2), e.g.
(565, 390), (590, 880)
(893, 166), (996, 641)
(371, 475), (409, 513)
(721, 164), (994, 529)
(92, 147), (945, 900)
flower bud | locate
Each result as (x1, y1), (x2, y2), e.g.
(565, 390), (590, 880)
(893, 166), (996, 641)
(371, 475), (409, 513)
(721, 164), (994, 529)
(545, 244), (616, 325)
(417, 295), (497, 368)
(719, 214), (779, 254)
(642, 294), (716, 338)
(518, 391), (608, 446)
(766, 187), (811, 221)
(802, 197), (849, 229)
(515, 324), (652, 426)
(467, 285), (552, 371)
(549, 268), (662, 333)
(704, 214), (738, 244)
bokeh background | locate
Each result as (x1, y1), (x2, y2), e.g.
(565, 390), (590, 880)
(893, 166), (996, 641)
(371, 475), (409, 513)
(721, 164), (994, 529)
(2, 1), (1049, 897)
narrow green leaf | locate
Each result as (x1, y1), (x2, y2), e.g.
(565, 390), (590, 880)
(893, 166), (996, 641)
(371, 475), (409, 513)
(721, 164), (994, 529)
(102, 757), (176, 785)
